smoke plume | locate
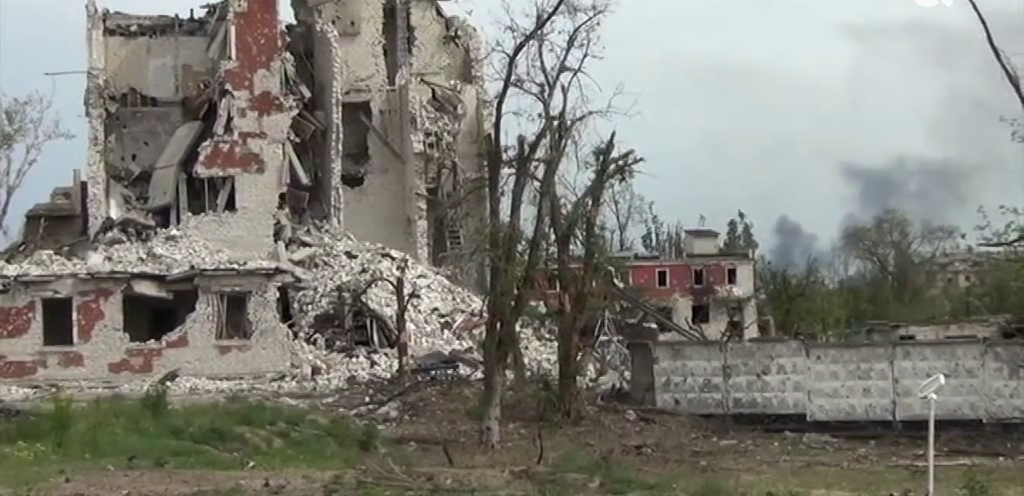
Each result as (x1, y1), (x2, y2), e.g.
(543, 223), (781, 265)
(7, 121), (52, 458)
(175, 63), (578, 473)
(839, 156), (973, 225)
(768, 215), (819, 269)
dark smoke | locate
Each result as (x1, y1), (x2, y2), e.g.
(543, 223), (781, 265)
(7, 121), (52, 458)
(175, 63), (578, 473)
(839, 156), (973, 224)
(768, 215), (819, 270)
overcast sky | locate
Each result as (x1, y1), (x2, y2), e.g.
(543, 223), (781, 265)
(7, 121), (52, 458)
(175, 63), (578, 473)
(1, 0), (1022, 255)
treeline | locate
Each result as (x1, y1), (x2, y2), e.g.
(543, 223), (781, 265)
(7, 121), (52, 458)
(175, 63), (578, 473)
(757, 207), (1024, 339)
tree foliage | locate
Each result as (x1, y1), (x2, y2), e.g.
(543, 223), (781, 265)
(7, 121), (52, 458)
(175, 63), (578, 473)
(723, 210), (758, 253)
(639, 203), (683, 257)
(758, 209), (963, 338)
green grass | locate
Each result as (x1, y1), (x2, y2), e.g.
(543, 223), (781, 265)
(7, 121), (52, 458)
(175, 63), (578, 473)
(0, 389), (1015, 495)
(0, 388), (376, 487)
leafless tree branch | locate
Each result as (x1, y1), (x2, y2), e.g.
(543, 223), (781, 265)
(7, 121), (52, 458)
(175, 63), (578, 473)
(0, 91), (74, 237)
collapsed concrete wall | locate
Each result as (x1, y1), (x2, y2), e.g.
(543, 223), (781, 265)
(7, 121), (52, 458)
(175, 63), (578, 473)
(80, 0), (486, 274)
(84, 0), (295, 260)
(638, 339), (1024, 422)
(0, 271), (290, 381)
(290, 0), (487, 287)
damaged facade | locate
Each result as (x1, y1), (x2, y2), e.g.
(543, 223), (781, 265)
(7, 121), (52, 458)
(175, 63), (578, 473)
(538, 230), (758, 341)
(0, 0), (488, 382)
(623, 229), (757, 341)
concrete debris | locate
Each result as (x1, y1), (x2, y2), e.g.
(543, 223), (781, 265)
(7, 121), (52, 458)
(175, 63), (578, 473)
(0, 218), (624, 399)
(0, 228), (280, 277)
(285, 226), (560, 380)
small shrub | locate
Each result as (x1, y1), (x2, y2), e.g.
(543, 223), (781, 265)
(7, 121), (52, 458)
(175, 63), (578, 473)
(45, 395), (74, 450)
(357, 422), (381, 453)
(139, 385), (170, 420)
(959, 470), (992, 496)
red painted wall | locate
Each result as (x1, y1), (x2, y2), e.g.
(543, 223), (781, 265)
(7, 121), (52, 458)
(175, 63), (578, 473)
(196, 0), (282, 175)
(0, 285), (199, 380)
(533, 260), (744, 302)
(628, 262), (730, 300)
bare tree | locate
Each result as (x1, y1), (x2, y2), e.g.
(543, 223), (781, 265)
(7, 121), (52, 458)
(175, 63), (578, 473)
(0, 91), (73, 237)
(479, 0), (620, 449)
(964, 0), (1024, 111)
(549, 134), (642, 420)
(351, 258), (419, 378)
(606, 181), (645, 251)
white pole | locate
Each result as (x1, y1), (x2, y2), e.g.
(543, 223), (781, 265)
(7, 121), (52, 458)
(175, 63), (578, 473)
(927, 393), (937, 496)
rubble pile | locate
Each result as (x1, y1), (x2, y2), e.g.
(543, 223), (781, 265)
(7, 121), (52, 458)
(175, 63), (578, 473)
(0, 228), (280, 277)
(0, 223), (613, 397)
(285, 227), (560, 379)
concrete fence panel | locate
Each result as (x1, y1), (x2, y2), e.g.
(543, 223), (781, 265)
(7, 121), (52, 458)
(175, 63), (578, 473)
(652, 342), (725, 414)
(892, 342), (985, 421)
(983, 342), (1024, 420)
(805, 343), (894, 421)
(726, 341), (806, 415)
(644, 340), (1024, 422)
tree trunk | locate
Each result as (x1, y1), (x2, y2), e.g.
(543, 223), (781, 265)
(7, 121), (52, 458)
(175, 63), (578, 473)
(509, 329), (527, 382)
(556, 311), (582, 421)
(395, 273), (409, 378)
(480, 319), (504, 449)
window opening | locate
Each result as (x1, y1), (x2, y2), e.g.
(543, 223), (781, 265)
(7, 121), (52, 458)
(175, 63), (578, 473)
(216, 293), (253, 340)
(691, 303), (710, 324)
(123, 289), (198, 343)
(655, 269), (669, 288)
(42, 297), (74, 346)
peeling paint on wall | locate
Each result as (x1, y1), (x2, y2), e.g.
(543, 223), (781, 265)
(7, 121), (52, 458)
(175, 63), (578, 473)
(0, 302), (36, 339)
(76, 288), (114, 344)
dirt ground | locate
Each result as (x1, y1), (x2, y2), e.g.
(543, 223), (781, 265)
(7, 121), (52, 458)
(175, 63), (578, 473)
(12, 378), (1024, 495)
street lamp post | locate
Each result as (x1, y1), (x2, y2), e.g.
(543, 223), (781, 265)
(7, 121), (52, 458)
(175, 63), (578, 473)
(917, 373), (946, 496)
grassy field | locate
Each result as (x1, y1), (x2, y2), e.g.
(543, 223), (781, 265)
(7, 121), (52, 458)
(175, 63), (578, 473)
(0, 384), (1021, 495)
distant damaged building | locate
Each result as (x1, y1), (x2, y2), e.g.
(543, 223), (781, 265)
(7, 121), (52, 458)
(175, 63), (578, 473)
(0, 0), (487, 382)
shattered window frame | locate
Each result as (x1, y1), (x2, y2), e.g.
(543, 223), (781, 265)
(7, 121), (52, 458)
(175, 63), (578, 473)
(215, 292), (254, 340)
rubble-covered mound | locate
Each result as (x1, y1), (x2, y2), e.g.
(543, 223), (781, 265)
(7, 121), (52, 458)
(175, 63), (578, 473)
(0, 225), (601, 399)
(286, 228), (559, 380)
(0, 228), (279, 277)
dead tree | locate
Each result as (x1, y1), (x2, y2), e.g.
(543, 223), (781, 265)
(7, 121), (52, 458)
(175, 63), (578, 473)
(963, 0), (1024, 249)
(0, 91), (73, 237)
(549, 134), (643, 421)
(606, 182), (646, 252)
(356, 258), (419, 378)
(479, 0), (622, 450)
(965, 0), (1024, 111)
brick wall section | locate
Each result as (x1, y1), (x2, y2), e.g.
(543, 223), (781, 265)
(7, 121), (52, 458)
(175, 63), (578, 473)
(195, 0), (282, 175)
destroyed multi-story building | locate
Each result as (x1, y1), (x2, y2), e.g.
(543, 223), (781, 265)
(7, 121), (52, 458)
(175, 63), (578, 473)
(0, 0), (488, 382)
